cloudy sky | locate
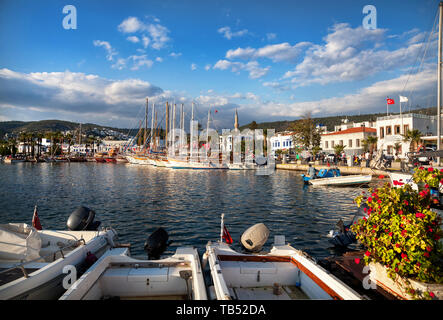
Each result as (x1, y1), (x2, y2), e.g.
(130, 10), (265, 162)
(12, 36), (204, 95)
(0, 0), (439, 130)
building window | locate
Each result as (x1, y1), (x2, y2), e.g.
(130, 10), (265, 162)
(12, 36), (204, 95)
(404, 124), (409, 134)
(380, 127), (384, 138)
(356, 139), (360, 147)
(339, 140), (343, 146)
(386, 126), (392, 135)
(394, 125), (400, 134)
(325, 141), (328, 149)
(331, 141), (335, 148)
(348, 139), (352, 148)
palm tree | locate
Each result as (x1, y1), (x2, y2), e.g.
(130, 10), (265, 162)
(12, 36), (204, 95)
(402, 129), (422, 152)
(333, 144), (346, 155)
(363, 136), (378, 153)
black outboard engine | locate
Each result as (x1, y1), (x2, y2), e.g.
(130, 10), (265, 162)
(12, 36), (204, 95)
(328, 203), (369, 247)
(144, 227), (169, 260)
(66, 206), (101, 231)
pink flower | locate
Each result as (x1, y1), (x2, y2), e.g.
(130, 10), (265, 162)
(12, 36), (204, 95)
(416, 212), (425, 219)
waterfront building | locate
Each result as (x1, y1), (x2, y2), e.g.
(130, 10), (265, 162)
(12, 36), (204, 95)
(321, 126), (377, 156)
(375, 113), (441, 157)
(269, 132), (295, 153)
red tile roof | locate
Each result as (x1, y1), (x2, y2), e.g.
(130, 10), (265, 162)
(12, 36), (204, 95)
(322, 127), (376, 136)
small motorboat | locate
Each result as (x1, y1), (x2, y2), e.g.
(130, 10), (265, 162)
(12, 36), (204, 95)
(308, 174), (372, 187)
(59, 228), (207, 300)
(104, 157), (117, 163)
(0, 206), (117, 300)
(301, 168), (340, 184)
(204, 216), (363, 300)
(3, 156), (26, 164)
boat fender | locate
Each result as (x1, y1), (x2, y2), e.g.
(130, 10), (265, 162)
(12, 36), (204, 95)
(202, 251), (208, 269)
(144, 227), (169, 259)
(240, 223), (270, 252)
(67, 206), (98, 231)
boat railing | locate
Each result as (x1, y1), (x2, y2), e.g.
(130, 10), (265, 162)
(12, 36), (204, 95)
(0, 238), (86, 279)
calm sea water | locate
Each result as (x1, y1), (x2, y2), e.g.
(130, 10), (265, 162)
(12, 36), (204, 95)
(0, 162), (367, 259)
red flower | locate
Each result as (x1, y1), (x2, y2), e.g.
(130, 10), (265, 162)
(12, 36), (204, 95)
(430, 292), (435, 298)
(368, 197), (373, 202)
(389, 232), (393, 236)
(424, 252), (430, 257)
(404, 200), (409, 206)
(378, 175), (385, 179)
(401, 230), (407, 237)
(401, 252), (407, 260)
(354, 258), (360, 264)
(365, 251), (371, 257)
(398, 210), (403, 215)
(396, 243), (401, 248)
(425, 184), (429, 188)
(393, 180), (399, 186)
(377, 199), (382, 204)
(428, 167), (434, 172)
(426, 246), (432, 252)
(416, 212), (425, 219)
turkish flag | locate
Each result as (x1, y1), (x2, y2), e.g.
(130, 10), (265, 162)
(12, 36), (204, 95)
(387, 98), (395, 105)
(222, 225), (233, 244)
(32, 205), (42, 230)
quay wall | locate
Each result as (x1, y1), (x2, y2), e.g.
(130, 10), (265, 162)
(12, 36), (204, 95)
(276, 163), (389, 176)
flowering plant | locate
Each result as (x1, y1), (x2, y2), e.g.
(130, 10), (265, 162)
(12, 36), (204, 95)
(412, 167), (443, 188)
(351, 183), (443, 299)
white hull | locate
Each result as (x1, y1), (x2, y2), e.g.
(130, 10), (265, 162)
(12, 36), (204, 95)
(0, 228), (117, 300)
(166, 158), (227, 169)
(389, 172), (418, 190)
(205, 239), (362, 300)
(60, 247), (207, 300)
(227, 163), (257, 170)
(309, 175), (372, 186)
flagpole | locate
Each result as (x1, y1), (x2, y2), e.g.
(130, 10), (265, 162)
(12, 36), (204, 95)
(438, 1), (443, 165)
(220, 213), (224, 243)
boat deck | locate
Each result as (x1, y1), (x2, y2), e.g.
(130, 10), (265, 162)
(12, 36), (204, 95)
(231, 285), (309, 300)
(0, 268), (38, 286)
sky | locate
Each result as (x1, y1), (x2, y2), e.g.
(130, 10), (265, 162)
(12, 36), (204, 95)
(0, 0), (440, 130)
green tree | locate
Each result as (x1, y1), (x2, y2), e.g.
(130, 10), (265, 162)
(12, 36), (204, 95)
(363, 135), (378, 153)
(333, 144), (346, 155)
(402, 129), (422, 152)
(289, 113), (321, 150)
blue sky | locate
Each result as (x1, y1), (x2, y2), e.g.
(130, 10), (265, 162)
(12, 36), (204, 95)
(0, 0), (439, 129)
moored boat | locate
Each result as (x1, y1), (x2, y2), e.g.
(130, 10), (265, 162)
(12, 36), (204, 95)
(0, 207), (117, 300)
(59, 228), (207, 300)
(204, 217), (363, 300)
(308, 174), (372, 187)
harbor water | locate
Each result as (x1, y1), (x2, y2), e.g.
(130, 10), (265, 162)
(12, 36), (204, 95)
(0, 163), (367, 259)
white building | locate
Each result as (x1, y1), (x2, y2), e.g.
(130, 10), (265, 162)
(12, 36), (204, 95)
(376, 113), (440, 157)
(321, 127), (377, 155)
(269, 132), (295, 153)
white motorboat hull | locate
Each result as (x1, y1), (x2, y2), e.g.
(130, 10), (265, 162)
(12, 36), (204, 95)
(205, 240), (362, 300)
(166, 158), (227, 169)
(0, 228), (117, 300)
(60, 247), (207, 300)
(227, 163), (257, 170)
(389, 172), (418, 190)
(309, 175), (372, 186)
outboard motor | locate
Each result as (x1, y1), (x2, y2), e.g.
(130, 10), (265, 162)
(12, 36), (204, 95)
(327, 203), (369, 247)
(66, 206), (101, 231)
(144, 227), (169, 260)
(241, 223), (269, 252)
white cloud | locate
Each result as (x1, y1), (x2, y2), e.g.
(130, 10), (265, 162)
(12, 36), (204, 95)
(118, 16), (171, 50)
(217, 26), (249, 40)
(126, 36), (140, 43)
(205, 64), (211, 71)
(93, 40), (118, 61)
(155, 57), (163, 62)
(191, 63), (197, 71)
(169, 52), (182, 58)
(266, 33), (277, 41)
(226, 42), (311, 63)
(213, 60), (270, 79)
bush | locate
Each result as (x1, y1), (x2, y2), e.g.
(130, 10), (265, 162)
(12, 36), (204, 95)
(412, 166), (443, 188)
(351, 183), (443, 296)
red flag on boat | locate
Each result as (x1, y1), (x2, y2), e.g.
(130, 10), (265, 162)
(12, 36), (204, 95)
(32, 205), (42, 230)
(215, 110), (218, 113)
(387, 98), (395, 105)
(222, 225), (233, 244)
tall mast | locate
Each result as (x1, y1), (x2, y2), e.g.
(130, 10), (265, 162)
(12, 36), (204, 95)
(151, 103), (155, 150)
(172, 104), (176, 156)
(144, 98), (148, 148)
(165, 102), (169, 150)
(438, 1), (443, 163)
(154, 110), (158, 151)
(190, 102), (195, 159)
